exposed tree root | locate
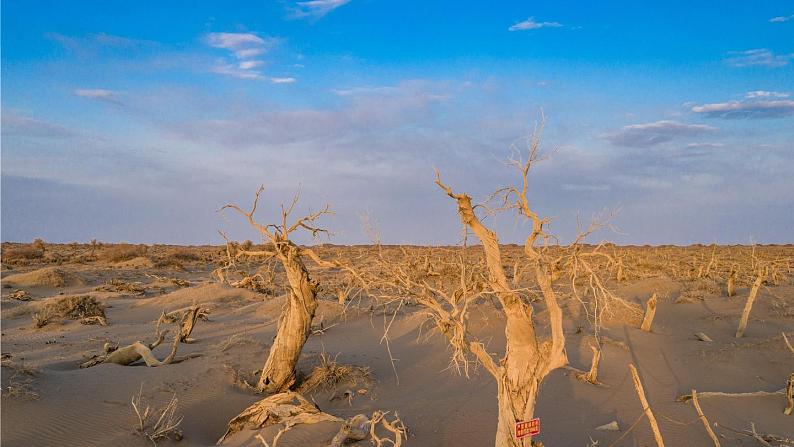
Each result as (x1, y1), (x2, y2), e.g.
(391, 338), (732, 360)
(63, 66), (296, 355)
(217, 391), (340, 444)
(81, 311), (202, 368)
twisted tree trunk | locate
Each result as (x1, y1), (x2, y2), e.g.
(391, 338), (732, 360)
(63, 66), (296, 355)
(258, 242), (318, 393)
(437, 177), (567, 447)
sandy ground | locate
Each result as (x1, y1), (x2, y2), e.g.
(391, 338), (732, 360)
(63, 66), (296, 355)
(1, 244), (793, 447)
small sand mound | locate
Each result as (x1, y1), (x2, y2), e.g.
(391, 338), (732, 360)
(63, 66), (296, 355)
(3, 267), (83, 288)
(138, 282), (263, 309)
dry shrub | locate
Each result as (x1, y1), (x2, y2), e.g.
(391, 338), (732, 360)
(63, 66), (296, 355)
(94, 279), (146, 295)
(99, 244), (148, 263)
(33, 295), (106, 328)
(131, 388), (183, 445)
(1, 356), (39, 400)
(166, 248), (200, 262)
(2, 246), (44, 264)
(297, 353), (372, 394)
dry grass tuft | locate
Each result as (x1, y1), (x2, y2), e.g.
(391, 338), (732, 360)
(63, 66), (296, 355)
(297, 352), (372, 394)
(32, 295), (106, 328)
(131, 387), (184, 445)
(1, 356), (39, 400)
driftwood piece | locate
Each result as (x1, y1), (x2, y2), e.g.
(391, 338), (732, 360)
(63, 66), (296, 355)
(677, 388), (786, 402)
(695, 332), (713, 342)
(329, 414), (369, 447)
(785, 373), (794, 416)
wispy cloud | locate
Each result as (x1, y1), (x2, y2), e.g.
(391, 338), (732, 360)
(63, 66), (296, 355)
(724, 48), (794, 68)
(204, 32), (292, 82)
(508, 17), (563, 31)
(1, 109), (77, 138)
(74, 88), (123, 105)
(685, 142), (724, 149)
(205, 32), (279, 59)
(602, 120), (717, 148)
(745, 90), (789, 98)
(691, 99), (794, 119)
(769, 14), (794, 23)
(289, 0), (351, 19)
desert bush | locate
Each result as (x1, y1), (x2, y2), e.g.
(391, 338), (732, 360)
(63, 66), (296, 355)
(99, 244), (147, 263)
(165, 247), (201, 262)
(2, 245), (45, 264)
(32, 295), (106, 328)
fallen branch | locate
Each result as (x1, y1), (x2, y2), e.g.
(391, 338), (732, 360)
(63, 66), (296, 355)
(690, 389), (721, 447)
(629, 363), (665, 447)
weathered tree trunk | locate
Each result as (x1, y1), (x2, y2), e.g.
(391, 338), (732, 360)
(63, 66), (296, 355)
(437, 178), (567, 447)
(258, 242), (318, 393)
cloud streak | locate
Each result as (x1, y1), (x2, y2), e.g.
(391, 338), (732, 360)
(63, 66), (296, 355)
(204, 32), (291, 82)
(724, 49), (794, 68)
(1, 109), (78, 138)
(691, 99), (794, 119)
(601, 120), (717, 148)
(509, 17), (563, 31)
(769, 14), (794, 23)
(289, 0), (350, 19)
(74, 88), (123, 105)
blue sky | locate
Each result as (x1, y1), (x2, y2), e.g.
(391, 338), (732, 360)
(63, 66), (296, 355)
(2, 0), (793, 245)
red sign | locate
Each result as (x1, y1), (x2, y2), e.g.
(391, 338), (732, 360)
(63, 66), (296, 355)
(515, 418), (541, 439)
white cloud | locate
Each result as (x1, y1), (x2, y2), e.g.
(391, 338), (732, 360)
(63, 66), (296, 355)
(74, 88), (122, 104)
(234, 48), (266, 59)
(206, 32), (266, 50)
(724, 49), (794, 68)
(204, 32), (291, 82)
(745, 90), (789, 98)
(238, 60), (264, 70)
(691, 99), (794, 119)
(602, 120), (718, 148)
(290, 0), (350, 19)
(508, 17), (563, 31)
(769, 14), (794, 23)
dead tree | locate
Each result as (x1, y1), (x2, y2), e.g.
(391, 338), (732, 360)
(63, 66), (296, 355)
(432, 168), (567, 447)
(222, 187), (335, 393)
(366, 124), (618, 446)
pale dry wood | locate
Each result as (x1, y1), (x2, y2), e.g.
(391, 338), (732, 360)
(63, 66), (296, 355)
(629, 363), (665, 447)
(217, 391), (340, 444)
(690, 389), (721, 447)
(785, 373), (794, 416)
(222, 187), (335, 393)
(727, 269), (736, 297)
(641, 293), (657, 332)
(783, 332), (794, 356)
(677, 388), (786, 402)
(736, 269), (765, 338)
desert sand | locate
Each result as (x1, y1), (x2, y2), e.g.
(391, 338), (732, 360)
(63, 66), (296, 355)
(1, 242), (793, 446)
